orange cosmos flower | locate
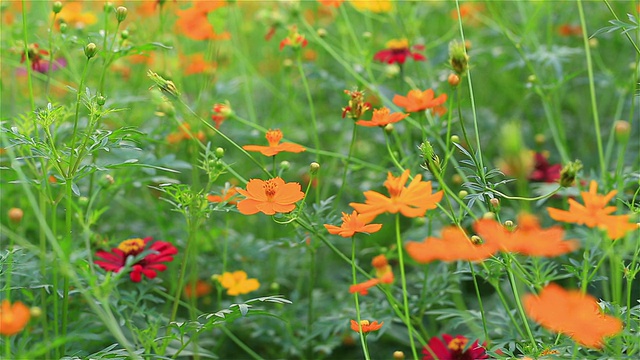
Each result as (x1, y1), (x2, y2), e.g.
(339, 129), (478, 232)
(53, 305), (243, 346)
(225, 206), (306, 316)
(175, 3), (230, 41)
(207, 186), (239, 205)
(547, 180), (637, 239)
(349, 278), (381, 296)
(183, 53), (216, 76)
(215, 271), (260, 296)
(211, 102), (231, 129)
(0, 300), (31, 336)
(236, 178), (305, 215)
(318, 0), (344, 7)
(474, 214), (579, 257)
(184, 279), (213, 299)
(349, 169), (443, 221)
(523, 283), (622, 349)
(350, 319), (383, 333)
(56, 2), (98, 29)
(350, 254), (394, 295)
(349, 0), (392, 13)
(356, 107), (409, 127)
(393, 89), (447, 113)
(324, 210), (382, 237)
(406, 226), (497, 263)
(242, 129), (306, 157)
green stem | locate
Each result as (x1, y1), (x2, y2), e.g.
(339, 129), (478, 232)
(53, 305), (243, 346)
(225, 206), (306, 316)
(67, 58), (91, 177)
(505, 255), (538, 351)
(306, 246), (316, 359)
(45, 12), (58, 98)
(335, 124), (358, 207)
(468, 262), (490, 345)
(395, 214), (418, 360)
(220, 327), (265, 360)
(21, 0), (35, 114)
(576, 0), (606, 178)
(352, 237), (371, 360)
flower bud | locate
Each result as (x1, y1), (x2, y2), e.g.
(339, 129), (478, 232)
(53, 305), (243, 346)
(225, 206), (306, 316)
(52, 1), (63, 14)
(78, 196), (89, 206)
(30, 307), (42, 318)
(8, 208), (23, 223)
(59, 23), (68, 33)
(527, 74), (536, 83)
(362, 31), (372, 40)
(559, 160), (582, 187)
(282, 58), (293, 68)
(280, 161), (290, 171)
(589, 38), (598, 48)
(121, 29), (129, 40)
(482, 212), (495, 220)
(317, 28), (327, 38)
(450, 135), (460, 143)
(418, 141), (441, 176)
(84, 43), (98, 59)
(449, 40), (469, 74)
(393, 351), (405, 360)
(448, 73), (460, 87)
(104, 2), (114, 12)
(458, 190), (468, 198)
(100, 174), (114, 188)
(269, 282), (280, 291)
(504, 220), (514, 230)
(97, 95), (106, 106)
(309, 162), (320, 175)
(215, 147), (225, 158)
(490, 198), (500, 212)
(115, 6), (128, 22)
(534, 133), (545, 145)
(470, 235), (483, 245)
(147, 70), (180, 97)
(614, 120), (630, 144)
(452, 174), (463, 185)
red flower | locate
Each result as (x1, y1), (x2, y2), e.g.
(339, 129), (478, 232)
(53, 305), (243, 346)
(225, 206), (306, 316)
(95, 237), (177, 282)
(20, 43), (66, 74)
(211, 102), (231, 129)
(529, 152), (561, 183)
(279, 25), (308, 51)
(422, 334), (488, 360)
(373, 38), (425, 65)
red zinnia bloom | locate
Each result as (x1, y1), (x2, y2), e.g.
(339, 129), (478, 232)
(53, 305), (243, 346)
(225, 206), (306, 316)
(243, 129), (306, 157)
(393, 89), (447, 113)
(529, 152), (561, 183)
(423, 334), (488, 360)
(373, 38), (426, 65)
(356, 107), (409, 127)
(95, 237), (178, 282)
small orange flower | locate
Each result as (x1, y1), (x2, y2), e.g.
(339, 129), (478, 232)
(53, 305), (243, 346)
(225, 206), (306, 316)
(558, 24), (582, 37)
(317, 0), (344, 7)
(183, 53), (216, 76)
(349, 170), (443, 221)
(207, 186), (239, 205)
(236, 178), (305, 215)
(523, 283), (622, 349)
(356, 107), (409, 127)
(324, 211), (382, 237)
(175, 3), (230, 41)
(184, 279), (213, 299)
(393, 89), (447, 113)
(242, 129), (306, 157)
(474, 214), (579, 257)
(0, 300), (31, 336)
(349, 278), (380, 296)
(547, 180), (637, 239)
(350, 319), (383, 333)
(215, 271), (260, 296)
(166, 123), (205, 144)
(349, 254), (394, 295)
(406, 226), (497, 263)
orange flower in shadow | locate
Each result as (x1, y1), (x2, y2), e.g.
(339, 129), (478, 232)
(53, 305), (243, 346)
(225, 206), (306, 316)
(349, 170), (443, 221)
(56, 2), (98, 29)
(406, 226), (497, 263)
(175, 2), (230, 41)
(350, 319), (383, 333)
(558, 24), (582, 37)
(0, 300), (31, 336)
(356, 107), (409, 127)
(324, 211), (382, 237)
(393, 89), (447, 113)
(183, 53), (216, 76)
(166, 123), (205, 144)
(207, 186), (239, 205)
(547, 181), (637, 239)
(243, 129), (306, 157)
(474, 214), (579, 257)
(350, 254), (394, 295)
(236, 178), (305, 215)
(215, 270), (260, 296)
(184, 279), (213, 299)
(349, 278), (380, 296)
(523, 283), (622, 349)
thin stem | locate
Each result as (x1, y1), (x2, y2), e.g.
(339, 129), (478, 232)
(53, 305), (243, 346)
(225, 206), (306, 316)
(335, 124), (358, 207)
(306, 246), (316, 359)
(576, 0), (606, 178)
(352, 237), (371, 360)
(67, 58), (91, 177)
(395, 214), (418, 360)
(468, 262), (490, 345)
(505, 255), (538, 351)
(21, 0), (35, 114)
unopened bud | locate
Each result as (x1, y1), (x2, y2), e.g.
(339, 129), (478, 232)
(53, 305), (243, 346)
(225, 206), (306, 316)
(97, 95), (106, 106)
(534, 133), (545, 145)
(280, 161), (290, 171)
(527, 74), (536, 83)
(30, 306), (42, 318)
(121, 29), (129, 40)
(78, 196), (89, 206)
(215, 147), (225, 158)
(104, 2), (114, 12)
(100, 174), (114, 188)
(449, 40), (469, 74)
(384, 123), (394, 133)
(614, 120), (630, 144)
(59, 23), (68, 33)
(490, 198), (500, 212)
(52, 1), (63, 14)
(504, 220), (514, 230)
(589, 38), (598, 48)
(559, 160), (582, 187)
(317, 28), (327, 37)
(147, 70), (180, 97)
(8, 208), (23, 223)
(393, 351), (405, 360)
(269, 282), (280, 291)
(115, 6), (128, 22)
(283, 59), (293, 68)
(450, 135), (460, 143)
(309, 162), (320, 175)
(470, 235), (483, 245)
(458, 190), (468, 198)
(452, 174), (463, 185)
(448, 73), (460, 87)
(482, 212), (495, 220)
(84, 42), (98, 59)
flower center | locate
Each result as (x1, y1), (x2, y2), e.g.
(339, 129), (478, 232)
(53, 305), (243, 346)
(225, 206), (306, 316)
(263, 179), (278, 199)
(265, 129), (283, 146)
(385, 38), (409, 50)
(448, 337), (468, 351)
(359, 320), (370, 326)
(117, 238), (146, 256)
(408, 89), (424, 100)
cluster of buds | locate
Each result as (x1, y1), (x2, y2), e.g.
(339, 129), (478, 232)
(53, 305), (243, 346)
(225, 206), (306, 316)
(341, 88), (371, 120)
(449, 40), (469, 74)
(279, 25), (307, 51)
(559, 160), (582, 188)
(147, 70), (180, 97)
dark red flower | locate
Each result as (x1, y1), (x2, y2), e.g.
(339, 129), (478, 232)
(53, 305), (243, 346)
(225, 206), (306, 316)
(373, 38), (425, 65)
(422, 334), (488, 360)
(95, 237), (178, 282)
(19, 43), (66, 74)
(529, 152), (561, 183)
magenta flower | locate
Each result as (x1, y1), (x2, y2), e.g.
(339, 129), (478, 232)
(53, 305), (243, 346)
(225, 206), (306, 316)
(95, 237), (178, 282)
(422, 334), (488, 360)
